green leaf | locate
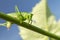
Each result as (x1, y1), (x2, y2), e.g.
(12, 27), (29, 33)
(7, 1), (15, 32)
(0, 23), (6, 26)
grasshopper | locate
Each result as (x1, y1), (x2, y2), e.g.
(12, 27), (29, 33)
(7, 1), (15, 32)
(0, 5), (33, 29)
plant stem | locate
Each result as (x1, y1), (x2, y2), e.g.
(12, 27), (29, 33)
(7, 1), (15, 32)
(0, 12), (60, 40)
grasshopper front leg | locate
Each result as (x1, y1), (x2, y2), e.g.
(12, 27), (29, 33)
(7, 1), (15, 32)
(27, 14), (33, 24)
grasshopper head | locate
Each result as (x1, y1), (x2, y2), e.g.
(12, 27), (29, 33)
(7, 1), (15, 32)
(30, 14), (33, 18)
(31, 14), (33, 16)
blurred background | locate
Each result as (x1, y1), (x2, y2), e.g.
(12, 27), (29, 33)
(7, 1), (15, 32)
(0, 0), (60, 40)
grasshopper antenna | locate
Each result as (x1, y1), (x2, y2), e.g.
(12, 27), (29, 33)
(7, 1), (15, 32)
(15, 5), (23, 17)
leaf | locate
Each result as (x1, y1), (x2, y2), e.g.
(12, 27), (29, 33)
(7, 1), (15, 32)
(0, 23), (6, 27)
(6, 21), (12, 30)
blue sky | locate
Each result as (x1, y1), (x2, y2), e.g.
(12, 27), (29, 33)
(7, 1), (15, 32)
(48, 0), (60, 20)
(0, 0), (60, 40)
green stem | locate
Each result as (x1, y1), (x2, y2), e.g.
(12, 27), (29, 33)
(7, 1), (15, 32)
(0, 12), (60, 40)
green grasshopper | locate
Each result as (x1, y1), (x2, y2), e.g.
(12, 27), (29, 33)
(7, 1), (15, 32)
(0, 5), (33, 29)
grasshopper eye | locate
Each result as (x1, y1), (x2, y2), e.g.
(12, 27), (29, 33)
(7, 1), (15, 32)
(29, 14), (33, 16)
(31, 14), (33, 16)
